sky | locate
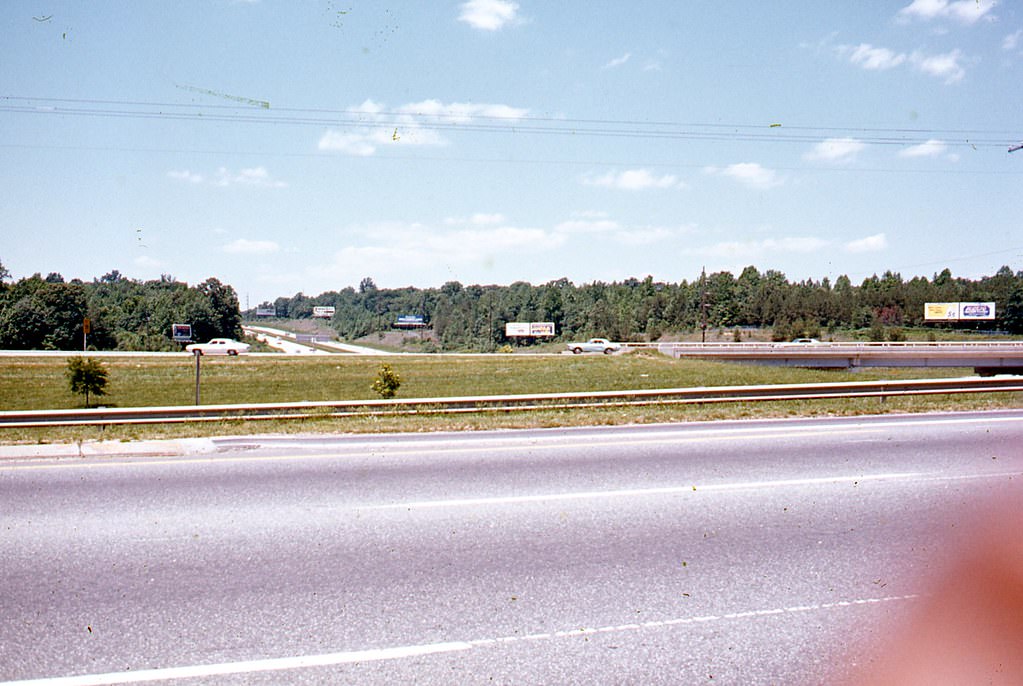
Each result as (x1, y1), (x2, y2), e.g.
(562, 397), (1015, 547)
(1, 1), (1021, 307)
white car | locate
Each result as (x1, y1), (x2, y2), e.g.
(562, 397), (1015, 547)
(185, 338), (251, 356)
(567, 338), (622, 355)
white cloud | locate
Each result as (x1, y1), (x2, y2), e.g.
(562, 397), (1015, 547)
(613, 226), (689, 246)
(397, 99), (529, 122)
(846, 43), (907, 70)
(317, 131), (378, 156)
(897, 0), (997, 25)
(682, 237), (829, 259)
(603, 53), (631, 69)
(470, 213), (507, 225)
(898, 139), (949, 158)
(705, 163), (784, 190)
(910, 49), (966, 84)
(169, 166), (287, 187)
(1004, 29), (1023, 51)
(444, 213), (509, 226)
(458, 0), (520, 31)
(308, 219), (565, 284)
(222, 239), (281, 255)
(214, 166), (288, 188)
(318, 98), (529, 156)
(584, 168), (684, 190)
(167, 170), (204, 184)
(554, 217), (620, 234)
(844, 233), (888, 253)
(804, 138), (865, 163)
(837, 42), (969, 84)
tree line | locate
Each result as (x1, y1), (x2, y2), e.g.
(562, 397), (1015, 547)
(0, 262), (241, 351)
(261, 266), (1023, 351)
(3, 259), (1021, 352)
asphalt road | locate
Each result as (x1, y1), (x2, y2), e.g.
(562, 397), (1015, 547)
(2, 411), (1022, 685)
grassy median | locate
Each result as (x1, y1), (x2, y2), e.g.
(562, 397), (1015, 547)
(1, 352), (1020, 444)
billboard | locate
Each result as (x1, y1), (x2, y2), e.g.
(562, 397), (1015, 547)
(505, 322), (531, 337)
(312, 306), (336, 319)
(395, 314), (426, 328)
(530, 322), (556, 337)
(924, 302), (996, 321)
(255, 307), (277, 317)
(172, 323), (193, 342)
(924, 303), (959, 321)
(505, 322), (556, 337)
(960, 302), (996, 320)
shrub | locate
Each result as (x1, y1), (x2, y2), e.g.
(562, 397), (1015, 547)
(66, 356), (109, 407)
(371, 363), (401, 398)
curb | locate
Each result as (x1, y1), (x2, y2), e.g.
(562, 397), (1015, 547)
(0, 437), (218, 460)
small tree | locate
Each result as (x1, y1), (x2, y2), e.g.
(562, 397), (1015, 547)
(66, 357), (109, 407)
(371, 363), (401, 398)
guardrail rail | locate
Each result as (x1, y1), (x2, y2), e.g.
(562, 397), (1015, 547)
(3, 376), (1022, 428)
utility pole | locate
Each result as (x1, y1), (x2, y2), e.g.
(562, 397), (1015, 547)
(700, 267), (708, 343)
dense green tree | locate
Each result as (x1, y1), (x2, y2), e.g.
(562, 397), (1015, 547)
(1004, 280), (1023, 334)
(0, 265), (244, 351)
(198, 277), (242, 339)
(0, 279), (88, 349)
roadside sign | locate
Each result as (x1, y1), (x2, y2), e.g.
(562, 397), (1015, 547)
(172, 323), (193, 342)
(529, 322), (555, 337)
(505, 322), (531, 337)
(395, 314), (426, 328)
(924, 302), (996, 322)
(506, 322), (556, 338)
(960, 302), (995, 320)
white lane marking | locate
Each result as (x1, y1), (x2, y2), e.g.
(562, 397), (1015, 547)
(0, 643), (474, 686)
(368, 472), (930, 510)
(1, 427), (888, 471)
(6, 411), (1021, 471)
(0, 594), (918, 686)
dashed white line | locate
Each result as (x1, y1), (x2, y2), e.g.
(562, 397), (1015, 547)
(369, 471), (926, 510)
(1, 594), (918, 686)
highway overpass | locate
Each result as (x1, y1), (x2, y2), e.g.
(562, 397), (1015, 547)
(646, 341), (1023, 374)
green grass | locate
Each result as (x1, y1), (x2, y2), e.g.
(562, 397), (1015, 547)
(1, 351), (1020, 444)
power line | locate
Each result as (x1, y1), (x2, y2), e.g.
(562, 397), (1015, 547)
(0, 96), (1016, 149)
(3, 95), (1018, 136)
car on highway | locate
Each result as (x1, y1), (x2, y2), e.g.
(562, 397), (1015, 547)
(567, 338), (622, 355)
(788, 338), (821, 344)
(185, 338), (251, 356)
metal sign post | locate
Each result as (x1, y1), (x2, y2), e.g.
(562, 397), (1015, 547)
(193, 350), (201, 405)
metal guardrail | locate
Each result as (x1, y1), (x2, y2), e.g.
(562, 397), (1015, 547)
(2, 377), (1022, 428)
(632, 340), (1023, 371)
(629, 341), (1023, 352)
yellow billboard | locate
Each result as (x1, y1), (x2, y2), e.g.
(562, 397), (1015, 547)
(924, 303), (959, 321)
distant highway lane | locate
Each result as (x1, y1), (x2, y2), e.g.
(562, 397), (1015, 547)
(2, 411), (1022, 685)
